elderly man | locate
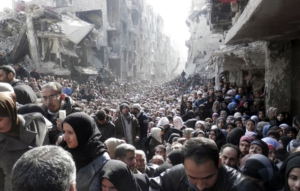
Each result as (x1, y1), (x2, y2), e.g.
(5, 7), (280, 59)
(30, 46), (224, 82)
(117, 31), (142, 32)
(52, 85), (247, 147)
(115, 102), (140, 148)
(41, 82), (82, 144)
(0, 65), (37, 104)
(220, 144), (240, 169)
(115, 143), (137, 173)
(11, 146), (76, 191)
(150, 138), (262, 191)
(136, 150), (157, 177)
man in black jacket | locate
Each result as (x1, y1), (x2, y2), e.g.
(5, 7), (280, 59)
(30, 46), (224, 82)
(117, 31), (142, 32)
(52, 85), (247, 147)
(150, 138), (262, 191)
(0, 65), (37, 105)
(132, 103), (149, 152)
(93, 110), (116, 142)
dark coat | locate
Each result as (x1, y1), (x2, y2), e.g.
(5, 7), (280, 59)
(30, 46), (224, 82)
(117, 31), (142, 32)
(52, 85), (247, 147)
(135, 174), (150, 191)
(15, 66), (29, 79)
(0, 113), (49, 191)
(93, 116), (116, 143)
(150, 164), (263, 191)
(136, 112), (149, 137)
(148, 138), (162, 161)
(114, 114), (140, 148)
(11, 80), (37, 105)
(30, 70), (42, 80)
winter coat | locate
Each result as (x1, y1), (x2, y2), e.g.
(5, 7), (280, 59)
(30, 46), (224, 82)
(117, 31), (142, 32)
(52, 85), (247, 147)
(77, 152), (110, 191)
(0, 113), (49, 191)
(11, 80), (37, 105)
(150, 164), (263, 191)
(15, 66), (29, 79)
(136, 112), (149, 137)
(114, 114), (140, 148)
(93, 116), (116, 143)
(148, 138), (162, 161)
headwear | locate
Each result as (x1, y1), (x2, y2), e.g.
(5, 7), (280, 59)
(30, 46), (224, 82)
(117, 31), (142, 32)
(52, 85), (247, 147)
(192, 130), (206, 138)
(104, 138), (126, 159)
(226, 128), (245, 146)
(212, 113), (219, 117)
(242, 115), (250, 120)
(240, 135), (254, 145)
(277, 136), (293, 161)
(241, 154), (278, 190)
(168, 150), (182, 166)
(151, 127), (162, 143)
(279, 123), (289, 128)
(0, 92), (19, 138)
(99, 160), (141, 191)
(197, 91), (202, 95)
(287, 139), (300, 153)
(267, 144), (275, 150)
(63, 112), (107, 171)
(167, 133), (180, 144)
(210, 128), (225, 150)
(235, 95), (241, 101)
(257, 122), (270, 132)
(132, 103), (141, 111)
(251, 140), (269, 157)
(279, 152), (300, 191)
(228, 102), (237, 111)
(234, 112), (242, 118)
(173, 116), (184, 130)
(185, 119), (197, 129)
(157, 117), (169, 127)
(119, 102), (130, 110)
(245, 131), (257, 137)
(263, 124), (272, 137)
(285, 127), (298, 136)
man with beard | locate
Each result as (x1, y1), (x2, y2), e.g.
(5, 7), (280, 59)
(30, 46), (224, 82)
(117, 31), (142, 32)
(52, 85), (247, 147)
(0, 65), (37, 104)
(41, 82), (82, 144)
(150, 138), (262, 191)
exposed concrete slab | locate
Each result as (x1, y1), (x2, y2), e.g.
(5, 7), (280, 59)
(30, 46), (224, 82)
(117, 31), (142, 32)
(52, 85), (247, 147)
(225, 0), (300, 45)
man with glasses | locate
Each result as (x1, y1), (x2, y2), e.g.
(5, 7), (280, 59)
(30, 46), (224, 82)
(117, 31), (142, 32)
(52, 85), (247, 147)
(41, 82), (82, 144)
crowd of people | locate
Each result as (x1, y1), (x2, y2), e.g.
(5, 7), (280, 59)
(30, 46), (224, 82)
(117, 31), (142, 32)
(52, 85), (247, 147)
(0, 65), (300, 191)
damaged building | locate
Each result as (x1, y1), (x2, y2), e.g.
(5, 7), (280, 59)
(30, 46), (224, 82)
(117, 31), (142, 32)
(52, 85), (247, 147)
(186, 0), (300, 115)
(2, 0), (180, 80)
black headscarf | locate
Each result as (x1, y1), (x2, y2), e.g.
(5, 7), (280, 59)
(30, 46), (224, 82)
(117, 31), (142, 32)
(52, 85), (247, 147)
(210, 129), (225, 150)
(226, 128), (245, 146)
(250, 140), (269, 157)
(279, 152), (300, 191)
(0, 92), (19, 138)
(241, 154), (278, 191)
(285, 127), (298, 136)
(63, 112), (107, 171)
(99, 160), (141, 191)
(192, 129), (206, 138)
(277, 136), (293, 161)
(167, 133), (180, 144)
(168, 150), (182, 166)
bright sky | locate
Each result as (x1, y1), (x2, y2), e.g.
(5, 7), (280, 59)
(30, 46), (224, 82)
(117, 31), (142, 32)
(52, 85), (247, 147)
(0, 1), (13, 11)
(147, 0), (190, 63)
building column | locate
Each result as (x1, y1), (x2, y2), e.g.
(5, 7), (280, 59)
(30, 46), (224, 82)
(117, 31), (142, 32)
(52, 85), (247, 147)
(265, 41), (292, 112)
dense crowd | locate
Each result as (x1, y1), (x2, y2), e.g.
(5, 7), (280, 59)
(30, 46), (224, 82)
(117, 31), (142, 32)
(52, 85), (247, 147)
(0, 65), (300, 191)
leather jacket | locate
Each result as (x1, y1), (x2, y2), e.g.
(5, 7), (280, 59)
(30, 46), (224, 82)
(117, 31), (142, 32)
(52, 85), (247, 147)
(150, 164), (262, 191)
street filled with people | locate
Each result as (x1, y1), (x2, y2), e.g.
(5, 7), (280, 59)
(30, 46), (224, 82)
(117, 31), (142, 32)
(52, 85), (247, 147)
(0, 65), (300, 191)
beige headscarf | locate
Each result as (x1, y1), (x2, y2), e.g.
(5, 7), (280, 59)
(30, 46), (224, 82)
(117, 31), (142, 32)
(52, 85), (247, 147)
(104, 138), (126, 159)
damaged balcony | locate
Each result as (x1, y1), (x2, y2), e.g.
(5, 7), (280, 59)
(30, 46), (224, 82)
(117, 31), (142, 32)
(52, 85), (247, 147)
(225, 0), (300, 45)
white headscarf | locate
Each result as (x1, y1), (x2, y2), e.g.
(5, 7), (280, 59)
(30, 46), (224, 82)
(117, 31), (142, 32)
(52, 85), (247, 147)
(173, 116), (184, 130)
(151, 127), (162, 143)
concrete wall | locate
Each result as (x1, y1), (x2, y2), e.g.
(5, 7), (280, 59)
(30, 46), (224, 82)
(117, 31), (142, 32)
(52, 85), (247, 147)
(291, 40), (300, 115)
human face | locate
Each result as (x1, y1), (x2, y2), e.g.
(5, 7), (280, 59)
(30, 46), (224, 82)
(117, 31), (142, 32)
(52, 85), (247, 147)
(174, 120), (179, 128)
(187, 102), (191, 108)
(268, 148), (276, 162)
(122, 151), (136, 172)
(184, 158), (219, 191)
(246, 121), (255, 132)
(0, 117), (12, 133)
(242, 118), (246, 126)
(214, 103), (219, 109)
(239, 141), (250, 156)
(152, 158), (164, 166)
(0, 70), (10, 83)
(244, 102), (248, 108)
(101, 178), (117, 191)
(209, 89), (214, 95)
(249, 145), (263, 154)
(121, 107), (129, 115)
(288, 131), (296, 139)
(63, 123), (78, 149)
(277, 114), (284, 122)
(235, 121), (243, 128)
(259, 111), (264, 119)
(155, 148), (165, 158)
(288, 168), (300, 191)
(136, 154), (146, 173)
(221, 147), (239, 168)
(42, 88), (62, 112)
(217, 120), (225, 129)
(238, 88), (243, 95)
(226, 125), (234, 133)
(209, 131), (216, 142)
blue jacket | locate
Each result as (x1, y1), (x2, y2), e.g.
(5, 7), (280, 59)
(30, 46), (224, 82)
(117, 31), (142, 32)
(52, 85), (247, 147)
(136, 111), (149, 137)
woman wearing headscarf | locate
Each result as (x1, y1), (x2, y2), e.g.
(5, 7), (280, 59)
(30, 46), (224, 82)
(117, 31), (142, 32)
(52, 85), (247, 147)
(209, 101), (220, 116)
(220, 110), (228, 119)
(0, 92), (50, 191)
(62, 112), (109, 191)
(104, 138), (126, 159)
(225, 122), (236, 133)
(277, 136), (293, 162)
(239, 101), (251, 115)
(99, 160), (141, 191)
(285, 127), (298, 139)
(192, 129), (206, 138)
(147, 127), (162, 160)
(226, 128), (244, 146)
(270, 112), (285, 126)
(278, 152), (300, 191)
(246, 119), (256, 132)
(195, 104), (209, 120)
(249, 140), (269, 157)
(194, 121), (206, 131)
(216, 117), (226, 129)
(241, 154), (278, 191)
(173, 116), (184, 130)
(209, 128), (225, 151)
(227, 102), (237, 115)
(239, 135), (254, 157)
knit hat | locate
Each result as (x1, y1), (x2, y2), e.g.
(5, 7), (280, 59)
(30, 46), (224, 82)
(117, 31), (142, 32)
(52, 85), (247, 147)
(240, 135), (254, 145)
(132, 103), (142, 111)
(119, 102), (129, 110)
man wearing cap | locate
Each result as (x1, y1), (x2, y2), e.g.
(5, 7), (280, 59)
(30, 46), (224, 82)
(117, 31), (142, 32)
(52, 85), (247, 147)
(0, 65), (37, 105)
(193, 91), (205, 108)
(115, 102), (140, 148)
(132, 103), (149, 152)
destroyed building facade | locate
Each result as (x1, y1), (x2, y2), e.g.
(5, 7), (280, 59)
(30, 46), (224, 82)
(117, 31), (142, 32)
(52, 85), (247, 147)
(186, 0), (300, 115)
(3, 0), (180, 80)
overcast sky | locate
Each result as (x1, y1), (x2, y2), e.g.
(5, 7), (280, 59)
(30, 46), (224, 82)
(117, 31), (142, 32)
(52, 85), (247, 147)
(0, 1), (13, 11)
